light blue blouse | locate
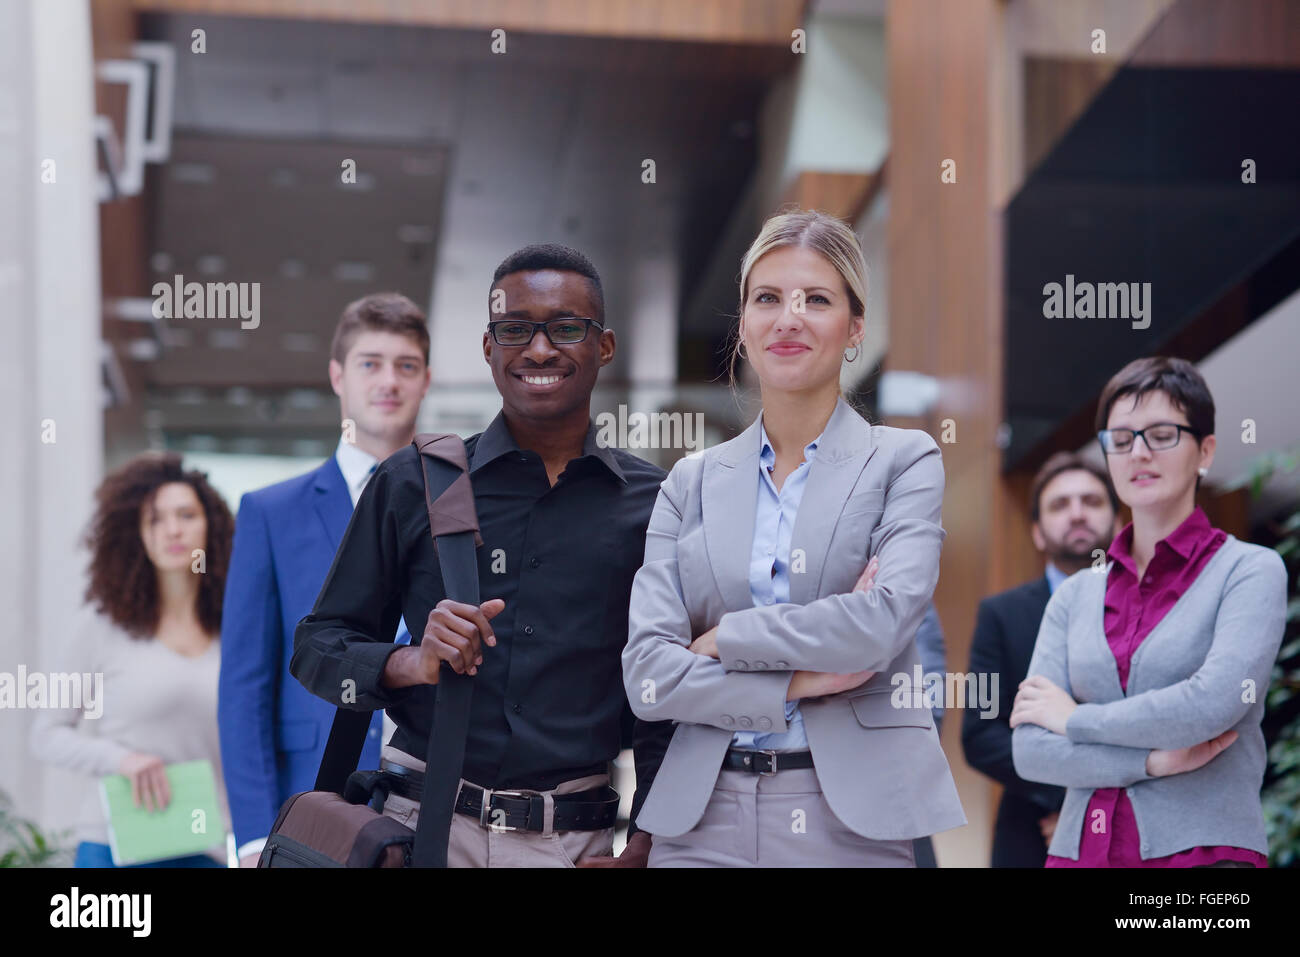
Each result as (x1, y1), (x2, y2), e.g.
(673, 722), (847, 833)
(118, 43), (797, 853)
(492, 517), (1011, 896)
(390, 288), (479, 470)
(731, 424), (821, 751)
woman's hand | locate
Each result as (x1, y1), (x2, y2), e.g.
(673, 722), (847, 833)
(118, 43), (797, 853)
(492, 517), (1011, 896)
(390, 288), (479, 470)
(853, 555), (880, 592)
(688, 626), (719, 658)
(1009, 675), (1079, 735)
(696, 555), (882, 696)
(1145, 730), (1238, 777)
(788, 669), (876, 700)
(118, 752), (171, 812)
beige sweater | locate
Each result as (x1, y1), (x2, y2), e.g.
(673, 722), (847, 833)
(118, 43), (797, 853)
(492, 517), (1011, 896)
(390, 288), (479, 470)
(29, 604), (231, 861)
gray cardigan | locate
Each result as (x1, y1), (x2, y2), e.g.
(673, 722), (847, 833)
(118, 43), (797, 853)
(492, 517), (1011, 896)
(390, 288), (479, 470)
(1012, 536), (1288, 860)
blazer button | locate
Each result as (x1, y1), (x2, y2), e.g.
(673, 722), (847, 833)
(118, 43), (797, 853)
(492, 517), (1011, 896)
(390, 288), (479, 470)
(758, 717), (772, 730)
(721, 714), (735, 727)
(734, 659), (749, 670)
(754, 660), (769, 670)
(523, 625), (534, 635)
(739, 716), (753, 729)
(775, 660), (789, 669)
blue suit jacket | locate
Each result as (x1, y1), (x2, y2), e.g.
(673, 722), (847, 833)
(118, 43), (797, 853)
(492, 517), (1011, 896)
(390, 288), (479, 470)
(218, 457), (385, 848)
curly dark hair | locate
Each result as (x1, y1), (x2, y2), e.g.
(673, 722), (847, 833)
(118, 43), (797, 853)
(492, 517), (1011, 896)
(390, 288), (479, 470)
(83, 452), (233, 638)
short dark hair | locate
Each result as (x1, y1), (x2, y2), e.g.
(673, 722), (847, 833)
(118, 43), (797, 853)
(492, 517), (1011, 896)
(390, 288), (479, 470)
(1094, 356), (1215, 438)
(1029, 451), (1119, 523)
(330, 292), (429, 365)
(490, 243), (605, 323)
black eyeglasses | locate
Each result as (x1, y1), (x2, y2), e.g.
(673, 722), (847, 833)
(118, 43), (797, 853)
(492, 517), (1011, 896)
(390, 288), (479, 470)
(1097, 422), (1202, 455)
(488, 317), (604, 347)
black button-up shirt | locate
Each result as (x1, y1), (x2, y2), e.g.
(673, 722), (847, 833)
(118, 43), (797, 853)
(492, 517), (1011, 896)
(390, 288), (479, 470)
(292, 413), (672, 832)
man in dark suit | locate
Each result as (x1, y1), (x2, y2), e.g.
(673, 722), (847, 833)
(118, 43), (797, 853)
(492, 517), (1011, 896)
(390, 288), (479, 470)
(962, 451), (1120, 867)
(219, 293), (431, 866)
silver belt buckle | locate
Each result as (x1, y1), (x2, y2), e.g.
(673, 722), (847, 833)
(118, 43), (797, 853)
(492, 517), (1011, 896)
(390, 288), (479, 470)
(479, 787), (526, 831)
(759, 749), (780, 775)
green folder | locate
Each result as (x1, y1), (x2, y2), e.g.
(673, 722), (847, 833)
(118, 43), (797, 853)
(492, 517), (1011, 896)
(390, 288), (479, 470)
(99, 759), (225, 866)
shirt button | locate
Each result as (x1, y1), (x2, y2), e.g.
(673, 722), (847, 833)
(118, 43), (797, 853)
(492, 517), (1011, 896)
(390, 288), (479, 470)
(764, 597), (774, 605)
(721, 714), (735, 727)
(529, 557), (540, 568)
(775, 660), (789, 669)
(523, 625), (534, 636)
(754, 660), (769, 670)
(734, 659), (749, 670)
(739, 716), (753, 729)
(758, 717), (772, 730)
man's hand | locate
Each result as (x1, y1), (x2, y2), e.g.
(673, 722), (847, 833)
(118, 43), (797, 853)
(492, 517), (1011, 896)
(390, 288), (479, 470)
(416, 597), (506, 680)
(576, 830), (651, 868)
(118, 752), (171, 812)
(1009, 675), (1078, 735)
(1145, 730), (1238, 777)
(1038, 811), (1059, 845)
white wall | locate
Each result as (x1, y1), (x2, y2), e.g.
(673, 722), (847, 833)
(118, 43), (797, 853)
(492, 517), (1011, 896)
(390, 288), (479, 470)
(0, 0), (103, 849)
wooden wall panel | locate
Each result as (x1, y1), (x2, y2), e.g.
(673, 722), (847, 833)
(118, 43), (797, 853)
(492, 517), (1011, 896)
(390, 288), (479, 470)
(776, 169), (880, 223)
(129, 0), (809, 44)
(888, 0), (1005, 869)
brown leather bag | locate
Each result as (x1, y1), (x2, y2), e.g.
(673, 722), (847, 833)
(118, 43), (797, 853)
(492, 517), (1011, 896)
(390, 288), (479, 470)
(259, 433), (481, 868)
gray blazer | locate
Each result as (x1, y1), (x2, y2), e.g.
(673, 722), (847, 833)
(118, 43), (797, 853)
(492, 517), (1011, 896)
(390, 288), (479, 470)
(1012, 539), (1288, 860)
(623, 397), (967, 841)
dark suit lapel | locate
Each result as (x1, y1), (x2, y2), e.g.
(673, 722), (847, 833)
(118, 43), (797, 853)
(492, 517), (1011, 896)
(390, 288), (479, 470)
(1015, 575), (1054, 668)
(702, 416), (764, 612)
(788, 398), (879, 604)
(311, 457), (353, 551)
(1030, 575), (1052, 616)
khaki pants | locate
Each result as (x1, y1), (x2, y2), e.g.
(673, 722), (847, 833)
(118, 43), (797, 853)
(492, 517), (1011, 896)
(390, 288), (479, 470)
(647, 767), (916, 868)
(379, 746), (615, 868)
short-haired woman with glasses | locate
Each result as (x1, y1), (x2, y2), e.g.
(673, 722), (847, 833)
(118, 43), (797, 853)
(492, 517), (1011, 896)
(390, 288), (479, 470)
(1011, 356), (1287, 867)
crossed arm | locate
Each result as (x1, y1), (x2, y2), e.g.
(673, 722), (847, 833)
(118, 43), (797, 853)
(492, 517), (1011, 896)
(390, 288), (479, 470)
(622, 434), (943, 729)
(621, 467), (799, 732)
(1010, 550), (1287, 787)
(1010, 584), (1156, 789)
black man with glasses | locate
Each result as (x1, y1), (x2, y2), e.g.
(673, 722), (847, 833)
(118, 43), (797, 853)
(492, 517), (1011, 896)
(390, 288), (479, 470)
(1011, 356), (1285, 868)
(293, 244), (673, 867)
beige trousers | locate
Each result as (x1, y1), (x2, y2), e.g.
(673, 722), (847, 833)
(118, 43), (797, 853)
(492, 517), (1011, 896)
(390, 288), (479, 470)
(379, 746), (615, 868)
(647, 767), (917, 868)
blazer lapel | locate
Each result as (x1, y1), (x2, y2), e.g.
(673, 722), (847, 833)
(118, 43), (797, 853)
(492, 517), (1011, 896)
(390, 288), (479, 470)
(701, 416), (764, 612)
(312, 458), (353, 551)
(788, 398), (879, 604)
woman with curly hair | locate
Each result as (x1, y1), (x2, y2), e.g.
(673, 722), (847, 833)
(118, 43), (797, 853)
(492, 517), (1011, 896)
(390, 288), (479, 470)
(30, 452), (235, 867)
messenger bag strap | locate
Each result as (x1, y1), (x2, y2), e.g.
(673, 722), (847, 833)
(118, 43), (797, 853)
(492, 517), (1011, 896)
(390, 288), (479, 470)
(410, 433), (481, 867)
(313, 436), (481, 861)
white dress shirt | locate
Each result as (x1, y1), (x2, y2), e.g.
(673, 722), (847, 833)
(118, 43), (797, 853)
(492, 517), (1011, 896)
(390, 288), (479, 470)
(335, 437), (380, 507)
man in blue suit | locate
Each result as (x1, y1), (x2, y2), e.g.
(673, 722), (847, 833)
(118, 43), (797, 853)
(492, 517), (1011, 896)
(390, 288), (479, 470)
(220, 292), (432, 866)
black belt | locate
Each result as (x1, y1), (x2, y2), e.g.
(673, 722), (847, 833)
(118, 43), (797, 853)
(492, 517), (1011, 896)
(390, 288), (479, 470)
(379, 761), (619, 832)
(723, 748), (815, 774)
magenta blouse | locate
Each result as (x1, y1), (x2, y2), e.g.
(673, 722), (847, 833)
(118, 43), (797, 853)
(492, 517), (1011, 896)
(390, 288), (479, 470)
(1045, 507), (1268, 868)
